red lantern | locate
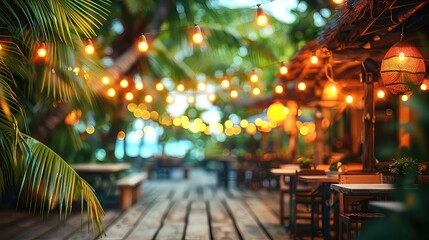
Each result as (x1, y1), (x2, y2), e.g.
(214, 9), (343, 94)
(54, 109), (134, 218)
(380, 42), (426, 95)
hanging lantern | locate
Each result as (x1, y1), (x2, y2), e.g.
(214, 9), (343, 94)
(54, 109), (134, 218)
(380, 42), (426, 95)
(322, 81), (341, 101)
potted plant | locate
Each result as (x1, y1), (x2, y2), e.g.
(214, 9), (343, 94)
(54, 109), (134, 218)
(389, 157), (422, 185)
(326, 161), (343, 178)
(297, 157), (312, 169)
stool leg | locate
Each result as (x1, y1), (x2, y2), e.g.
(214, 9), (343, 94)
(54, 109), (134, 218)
(280, 191), (285, 225)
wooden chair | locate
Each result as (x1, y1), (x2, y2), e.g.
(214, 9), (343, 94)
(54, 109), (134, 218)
(279, 164), (300, 225)
(293, 169), (325, 238)
(338, 174), (384, 240)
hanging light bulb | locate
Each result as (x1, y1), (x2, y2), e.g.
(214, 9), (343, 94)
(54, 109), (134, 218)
(333, 0), (344, 4)
(345, 95), (353, 104)
(85, 39), (95, 54)
(37, 42), (47, 58)
(256, 4), (268, 26)
(166, 95), (174, 104)
(401, 94), (409, 102)
(250, 70), (258, 83)
(138, 34), (148, 52)
(135, 82), (143, 90)
(187, 95), (195, 104)
(145, 94), (153, 103)
(197, 82), (206, 91)
(398, 51), (405, 61)
(107, 88), (116, 97)
(279, 61), (288, 75)
(252, 87), (261, 96)
(310, 51), (318, 64)
(274, 85), (284, 94)
(420, 83), (427, 91)
(297, 82), (306, 91)
(101, 76), (110, 85)
(125, 92), (134, 101)
(208, 93), (216, 102)
(221, 79), (230, 89)
(156, 82), (164, 91)
(192, 24), (203, 44)
(120, 79), (129, 88)
(377, 89), (385, 99)
(177, 83), (185, 92)
(230, 90), (238, 98)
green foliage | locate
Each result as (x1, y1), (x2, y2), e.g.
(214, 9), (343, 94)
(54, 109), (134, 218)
(297, 156), (312, 169)
(329, 161), (342, 171)
(389, 157), (422, 177)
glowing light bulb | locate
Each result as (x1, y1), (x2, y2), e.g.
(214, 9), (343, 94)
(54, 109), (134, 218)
(208, 93), (216, 102)
(156, 82), (164, 91)
(120, 79), (129, 88)
(221, 79), (230, 89)
(230, 90), (238, 98)
(166, 95), (174, 103)
(177, 83), (185, 92)
(107, 88), (116, 97)
(101, 76), (110, 85)
(252, 87), (261, 95)
(256, 4), (268, 26)
(135, 82), (143, 90)
(377, 89), (385, 99)
(125, 92), (134, 101)
(345, 95), (353, 104)
(333, 0), (344, 4)
(250, 70), (258, 83)
(0, 44), (2, 50)
(85, 39), (94, 54)
(275, 85), (283, 94)
(192, 24), (203, 44)
(420, 83), (427, 91)
(138, 34), (148, 52)
(398, 52), (405, 61)
(145, 95), (153, 103)
(187, 95), (195, 104)
(197, 82), (206, 91)
(310, 54), (318, 64)
(297, 82), (306, 91)
(37, 42), (47, 58)
(401, 95), (409, 102)
(279, 61), (288, 75)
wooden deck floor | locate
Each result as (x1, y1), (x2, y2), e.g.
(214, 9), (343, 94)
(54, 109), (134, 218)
(0, 169), (291, 240)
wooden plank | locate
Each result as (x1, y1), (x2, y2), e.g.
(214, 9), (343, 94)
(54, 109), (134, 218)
(186, 187), (199, 200)
(213, 188), (228, 200)
(37, 213), (90, 240)
(209, 201), (240, 240)
(9, 214), (61, 240)
(245, 198), (290, 239)
(185, 201), (210, 240)
(170, 184), (187, 200)
(225, 199), (269, 240)
(125, 200), (171, 240)
(155, 200), (189, 239)
(101, 204), (147, 239)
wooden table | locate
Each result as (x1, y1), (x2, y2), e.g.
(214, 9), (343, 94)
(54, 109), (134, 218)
(72, 163), (131, 173)
(271, 168), (299, 228)
(368, 201), (405, 214)
(330, 184), (395, 195)
(299, 175), (339, 240)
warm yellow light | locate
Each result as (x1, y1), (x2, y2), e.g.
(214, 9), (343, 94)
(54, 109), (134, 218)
(225, 120), (233, 128)
(208, 93), (216, 102)
(332, 0), (344, 4)
(275, 85), (284, 94)
(127, 103), (137, 112)
(37, 42), (47, 58)
(252, 87), (261, 95)
(101, 76), (110, 85)
(145, 94), (153, 103)
(267, 101), (288, 122)
(345, 95), (353, 104)
(310, 55), (318, 64)
(250, 71), (259, 83)
(240, 119), (249, 128)
(297, 82), (306, 91)
(221, 79), (230, 89)
(85, 39), (95, 54)
(187, 95), (195, 104)
(120, 79), (129, 88)
(322, 81), (340, 101)
(125, 92), (134, 101)
(279, 61), (288, 75)
(197, 82), (206, 91)
(256, 5), (268, 26)
(166, 95), (174, 103)
(0, 44), (2, 50)
(246, 123), (257, 135)
(421, 83), (427, 91)
(401, 94), (409, 102)
(192, 24), (203, 44)
(64, 109), (82, 126)
(377, 89), (385, 99)
(86, 126), (95, 135)
(398, 51), (405, 61)
(177, 83), (185, 92)
(117, 131), (126, 140)
(107, 88), (116, 97)
(135, 82), (143, 90)
(138, 34), (148, 52)
(230, 90), (238, 98)
(156, 82), (164, 91)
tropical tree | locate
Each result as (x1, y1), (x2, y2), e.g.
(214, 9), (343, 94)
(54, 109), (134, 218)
(0, 0), (111, 234)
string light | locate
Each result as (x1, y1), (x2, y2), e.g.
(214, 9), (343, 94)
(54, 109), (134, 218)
(197, 82), (206, 91)
(250, 70), (259, 83)
(221, 79), (230, 89)
(192, 24), (203, 44)
(345, 95), (353, 104)
(274, 85), (283, 94)
(85, 39), (95, 54)
(135, 82), (143, 90)
(120, 79), (129, 88)
(252, 87), (261, 95)
(187, 95), (195, 104)
(156, 82), (164, 91)
(333, 0), (344, 4)
(421, 83), (427, 91)
(279, 61), (288, 75)
(208, 93), (216, 102)
(145, 94), (153, 103)
(230, 90), (238, 98)
(138, 34), (149, 52)
(125, 92), (134, 101)
(297, 82), (306, 91)
(377, 89), (385, 99)
(401, 94), (409, 102)
(177, 83), (185, 92)
(310, 51), (318, 64)
(256, 4), (268, 26)
(101, 76), (110, 85)
(37, 42), (47, 58)
(166, 95), (174, 103)
(107, 88), (116, 97)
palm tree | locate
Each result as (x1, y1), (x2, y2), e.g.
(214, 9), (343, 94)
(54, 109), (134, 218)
(0, 0), (110, 234)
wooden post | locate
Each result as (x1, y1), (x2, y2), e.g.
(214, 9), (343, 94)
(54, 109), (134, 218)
(362, 69), (375, 171)
(313, 106), (324, 165)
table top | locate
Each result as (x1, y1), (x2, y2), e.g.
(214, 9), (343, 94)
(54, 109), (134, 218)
(330, 184), (395, 195)
(270, 168), (298, 176)
(299, 175), (339, 183)
(71, 163), (131, 174)
(368, 201), (405, 214)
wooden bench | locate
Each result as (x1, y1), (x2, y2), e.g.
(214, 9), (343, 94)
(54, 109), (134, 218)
(117, 172), (147, 209)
